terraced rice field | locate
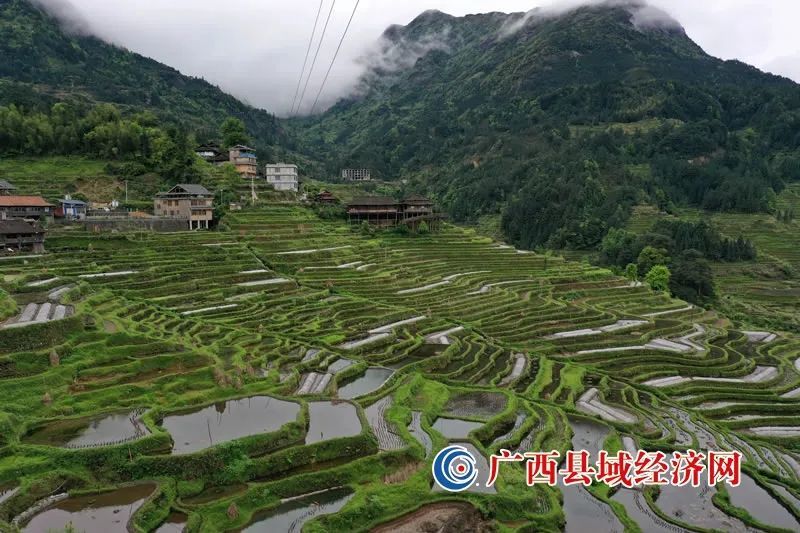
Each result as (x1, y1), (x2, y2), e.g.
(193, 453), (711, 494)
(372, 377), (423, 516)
(0, 204), (799, 532)
(628, 184), (800, 333)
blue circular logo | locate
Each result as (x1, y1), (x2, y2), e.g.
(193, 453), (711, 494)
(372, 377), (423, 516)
(432, 445), (478, 492)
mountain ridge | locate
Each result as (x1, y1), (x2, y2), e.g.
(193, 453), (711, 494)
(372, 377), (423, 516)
(0, 0), (284, 148)
(295, 1), (800, 250)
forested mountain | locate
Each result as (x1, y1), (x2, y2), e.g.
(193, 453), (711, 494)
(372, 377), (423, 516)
(0, 0), (284, 148)
(296, 1), (800, 250)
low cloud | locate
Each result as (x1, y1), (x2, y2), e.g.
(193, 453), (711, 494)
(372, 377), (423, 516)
(20, 0), (800, 116)
(629, 4), (682, 31)
(498, 0), (681, 38)
(363, 26), (453, 74)
(29, 0), (93, 36)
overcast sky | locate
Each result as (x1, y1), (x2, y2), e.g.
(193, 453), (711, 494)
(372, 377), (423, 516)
(44, 0), (800, 116)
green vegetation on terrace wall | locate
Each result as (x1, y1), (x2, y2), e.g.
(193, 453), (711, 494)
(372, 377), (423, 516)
(296, 3), (800, 250)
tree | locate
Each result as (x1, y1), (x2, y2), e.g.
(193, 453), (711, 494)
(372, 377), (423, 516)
(645, 265), (671, 292)
(637, 246), (670, 276)
(670, 250), (716, 304)
(624, 263), (639, 282)
(220, 117), (250, 149)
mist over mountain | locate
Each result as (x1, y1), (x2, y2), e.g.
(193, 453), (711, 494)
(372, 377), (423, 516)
(0, 0), (284, 147)
(295, 1), (800, 250)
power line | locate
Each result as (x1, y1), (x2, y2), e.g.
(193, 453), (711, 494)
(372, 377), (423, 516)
(310, 0), (360, 115)
(294, 0), (337, 116)
(290, 0), (324, 116)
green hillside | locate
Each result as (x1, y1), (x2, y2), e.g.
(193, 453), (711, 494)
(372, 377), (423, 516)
(0, 0), (285, 149)
(296, 2), (800, 251)
(624, 184), (800, 331)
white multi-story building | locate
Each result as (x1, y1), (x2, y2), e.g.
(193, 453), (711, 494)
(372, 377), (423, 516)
(265, 163), (299, 192)
(341, 168), (371, 181)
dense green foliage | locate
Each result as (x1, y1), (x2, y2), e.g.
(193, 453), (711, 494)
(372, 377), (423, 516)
(0, 0), (285, 152)
(296, 3), (800, 250)
(597, 217), (756, 303)
(0, 102), (203, 183)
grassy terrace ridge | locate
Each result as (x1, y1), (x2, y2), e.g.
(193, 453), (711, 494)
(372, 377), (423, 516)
(0, 204), (799, 532)
(627, 183), (800, 333)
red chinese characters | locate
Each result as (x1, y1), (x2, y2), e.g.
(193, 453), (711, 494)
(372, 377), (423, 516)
(559, 450), (596, 486)
(524, 450), (560, 486)
(670, 450), (707, 487)
(708, 451), (742, 487)
(487, 449), (525, 487)
(596, 450), (634, 488)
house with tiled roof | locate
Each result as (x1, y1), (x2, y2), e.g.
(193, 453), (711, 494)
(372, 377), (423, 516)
(154, 184), (214, 230)
(0, 196), (54, 221)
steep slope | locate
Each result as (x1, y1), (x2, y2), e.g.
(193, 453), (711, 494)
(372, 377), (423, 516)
(0, 0), (283, 147)
(296, 1), (800, 250)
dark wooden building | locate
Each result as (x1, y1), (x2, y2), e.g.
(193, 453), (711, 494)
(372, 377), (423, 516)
(314, 191), (339, 204)
(347, 196), (400, 227)
(347, 195), (442, 229)
(0, 180), (16, 195)
(0, 219), (45, 253)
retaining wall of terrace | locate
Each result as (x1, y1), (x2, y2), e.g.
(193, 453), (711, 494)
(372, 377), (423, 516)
(83, 218), (189, 233)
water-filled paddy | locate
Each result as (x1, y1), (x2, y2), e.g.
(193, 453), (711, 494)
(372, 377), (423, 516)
(654, 484), (753, 531)
(239, 487), (353, 532)
(444, 391), (507, 418)
(337, 367), (393, 399)
(23, 484), (154, 533)
(561, 418), (622, 533)
(23, 410), (148, 448)
(727, 474), (800, 530)
(0, 483), (18, 505)
(162, 396), (300, 454)
(431, 417), (483, 440)
(305, 401), (362, 444)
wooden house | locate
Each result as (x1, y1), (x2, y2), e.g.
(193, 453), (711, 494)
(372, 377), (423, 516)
(154, 184), (214, 230)
(0, 196), (54, 221)
(0, 219), (45, 253)
(314, 191), (339, 204)
(0, 180), (16, 195)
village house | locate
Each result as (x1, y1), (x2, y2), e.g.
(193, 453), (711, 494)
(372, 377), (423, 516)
(347, 194), (441, 229)
(229, 145), (258, 179)
(341, 169), (372, 181)
(154, 184), (214, 230)
(0, 180), (16, 195)
(265, 163), (299, 192)
(55, 197), (88, 220)
(195, 143), (230, 167)
(0, 195), (54, 221)
(0, 219), (45, 253)
(314, 190), (339, 204)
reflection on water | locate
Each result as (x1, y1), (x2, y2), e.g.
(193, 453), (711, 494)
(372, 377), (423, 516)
(728, 474), (800, 531)
(162, 396), (300, 454)
(305, 402), (362, 445)
(561, 417), (622, 533)
(239, 487), (353, 533)
(431, 418), (482, 440)
(24, 410), (148, 448)
(337, 367), (393, 399)
(24, 484), (154, 533)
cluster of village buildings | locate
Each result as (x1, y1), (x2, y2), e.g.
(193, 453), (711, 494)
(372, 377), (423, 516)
(0, 144), (437, 254)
